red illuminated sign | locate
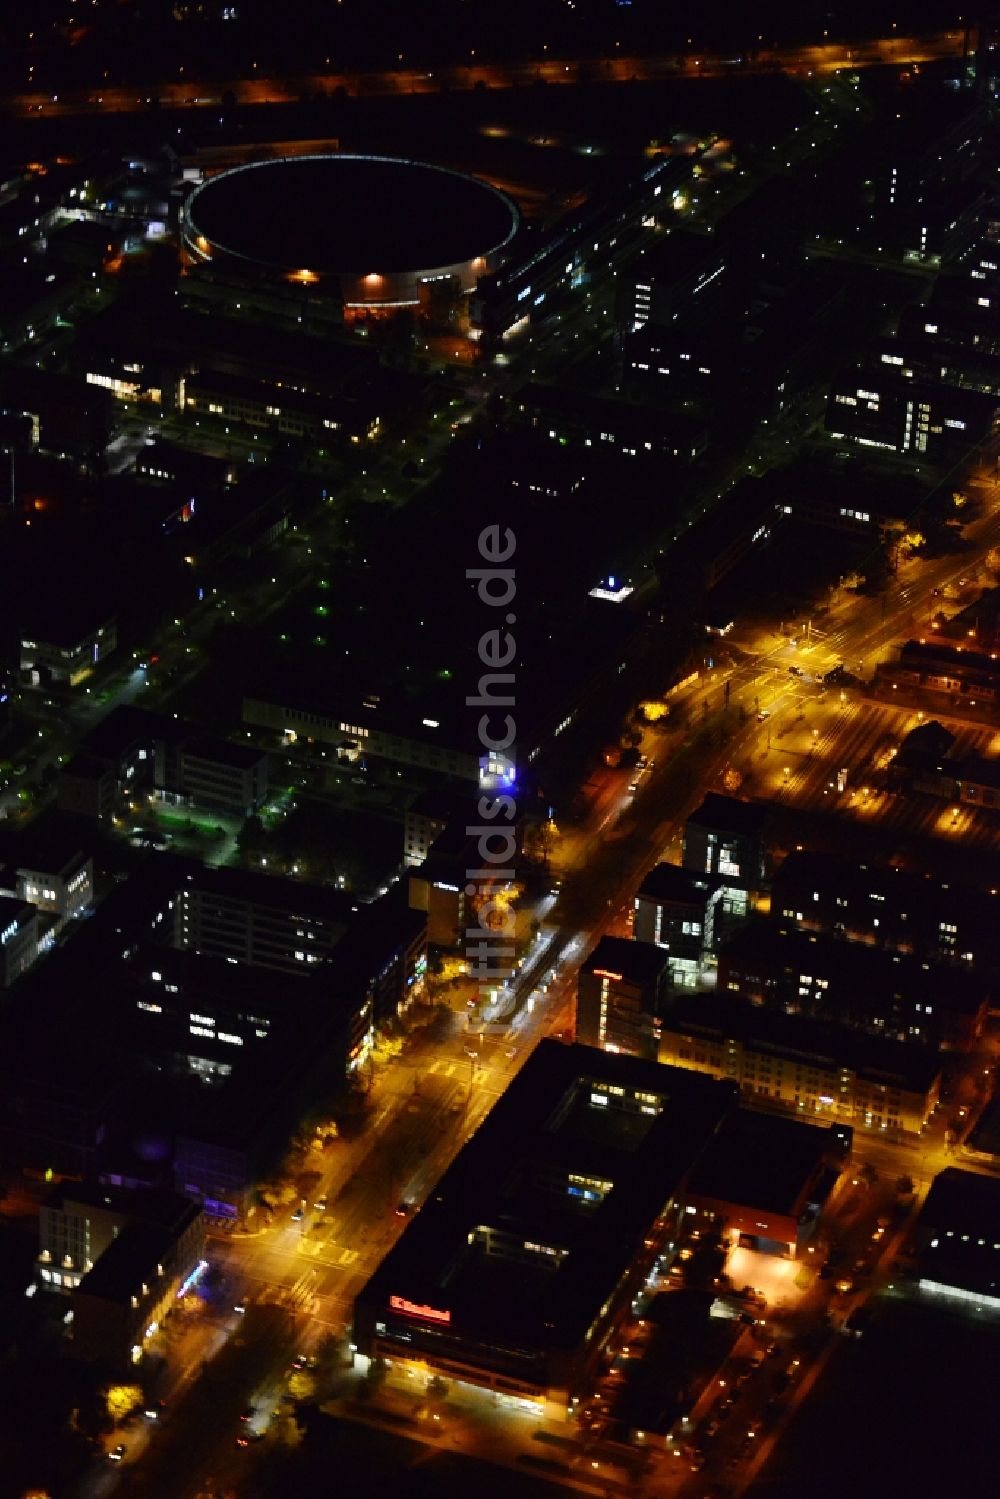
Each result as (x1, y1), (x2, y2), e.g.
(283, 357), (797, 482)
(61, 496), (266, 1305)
(389, 1294), (451, 1324)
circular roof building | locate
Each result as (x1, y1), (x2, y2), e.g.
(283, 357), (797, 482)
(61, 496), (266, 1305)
(181, 153), (521, 308)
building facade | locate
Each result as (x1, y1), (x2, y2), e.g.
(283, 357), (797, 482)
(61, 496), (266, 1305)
(576, 936), (672, 1060)
(659, 994), (941, 1135)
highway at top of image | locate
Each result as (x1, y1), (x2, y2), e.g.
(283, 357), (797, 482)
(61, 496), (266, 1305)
(5, 30), (967, 119)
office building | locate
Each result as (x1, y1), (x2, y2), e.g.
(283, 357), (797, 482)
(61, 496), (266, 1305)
(0, 824), (94, 931)
(134, 438), (235, 495)
(627, 231), (727, 331)
(826, 365), (999, 460)
(683, 1110), (850, 1259)
(402, 787), (467, 869)
(57, 753), (124, 821)
(867, 332), (1000, 401)
(19, 609), (117, 688)
(353, 1040), (737, 1414)
(0, 264), (82, 354)
(718, 920), (990, 1050)
(77, 704), (269, 817)
(633, 864), (725, 986)
(243, 688), (483, 786)
(171, 736), (269, 817)
(0, 895), (38, 987)
(37, 1182), (202, 1297)
(659, 477), (777, 602)
(511, 382), (707, 463)
(659, 993), (941, 1135)
(508, 435), (589, 504)
(771, 849), (1000, 974)
(174, 865), (354, 975)
(683, 794), (768, 908)
(915, 1168), (1000, 1308)
(179, 368), (382, 446)
(71, 1207), (205, 1366)
(867, 95), (984, 257)
(471, 153), (692, 343)
(576, 936), (672, 1061)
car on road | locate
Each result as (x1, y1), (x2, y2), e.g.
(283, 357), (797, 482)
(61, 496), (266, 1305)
(844, 1307), (873, 1338)
(108, 1444), (127, 1463)
(756, 709), (770, 722)
(704, 1419), (721, 1438)
(788, 665), (802, 676)
(395, 1201), (412, 1217)
(313, 1198), (327, 1212)
(690, 1450), (707, 1471)
(291, 1208), (304, 1222)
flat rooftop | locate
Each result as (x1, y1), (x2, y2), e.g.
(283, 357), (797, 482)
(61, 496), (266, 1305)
(918, 1168), (1000, 1300)
(965, 1092), (1000, 1161)
(43, 1182), (198, 1234)
(76, 1223), (174, 1304)
(583, 934), (671, 986)
(919, 1166), (1000, 1232)
(686, 792), (768, 837)
(631, 229), (725, 285)
(356, 1041), (736, 1360)
(179, 863), (356, 927)
(722, 920), (990, 1015)
(637, 864), (720, 906)
(686, 1109), (843, 1217)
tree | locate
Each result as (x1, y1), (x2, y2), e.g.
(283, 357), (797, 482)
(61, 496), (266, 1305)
(259, 1181), (296, 1210)
(287, 1369), (317, 1402)
(105, 1385), (143, 1423)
